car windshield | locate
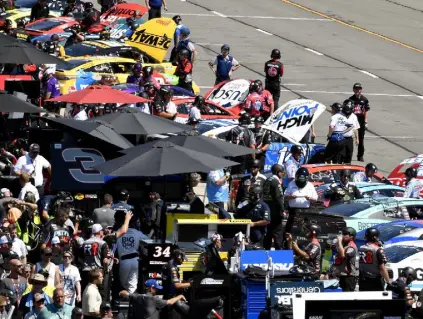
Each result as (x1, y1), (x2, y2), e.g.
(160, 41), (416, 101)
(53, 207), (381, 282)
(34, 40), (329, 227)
(56, 59), (87, 71)
(385, 245), (423, 263)
(65, 43), (102, 57)
(27, 20), (63, 31)
(322, 203), (372, 217)
(357, 223), (418, 242)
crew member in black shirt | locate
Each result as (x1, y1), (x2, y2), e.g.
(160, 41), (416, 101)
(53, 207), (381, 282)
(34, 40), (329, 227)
(264, 49), (284, 110)
(349, 83), (370, 162)
(81, 2), (100, 32)
(30, 0), (49, 22)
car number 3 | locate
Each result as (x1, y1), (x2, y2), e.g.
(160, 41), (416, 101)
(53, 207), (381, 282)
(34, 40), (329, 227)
(153, 246), (171, 258)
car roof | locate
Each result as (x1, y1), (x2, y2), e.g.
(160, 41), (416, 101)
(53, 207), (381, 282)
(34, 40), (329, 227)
(65, 56), (136, 63)
(388, 240), (423, 248)
(395, 227), (423, 238)
(354, 183), (405, 191)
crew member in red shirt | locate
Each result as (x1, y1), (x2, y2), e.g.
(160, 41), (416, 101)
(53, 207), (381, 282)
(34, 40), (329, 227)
(255, 79), (274, 117)
(175, 49), (193, 93)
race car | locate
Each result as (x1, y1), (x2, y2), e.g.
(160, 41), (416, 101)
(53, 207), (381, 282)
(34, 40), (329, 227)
(385, 241), (423, 292)
(112, 83), (195, 99)
(389, 154), (423, 194)
(304, 164), (388, 186)
(315, 182), (405, 203)
(172, 98), (238, 125)
(204, 78), (251, 115)
(64, 40), (176, 74)
(0, 8), (60, 28)
(322, 197), (423, 232)
(88, 3), (147, 34)
(15, 17), (78, 41)
(355, 220), (423, 247)
(55, 57), (199, 94)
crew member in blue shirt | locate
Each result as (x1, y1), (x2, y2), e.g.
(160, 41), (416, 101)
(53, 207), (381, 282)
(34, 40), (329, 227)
(170, 15), (184, 62)
(145, 0), (167, 20)
(206, 169), (231, 219)
(208, 44), (240, 85)
(126, 63), (142, 85)
(353, 163), (378, 183)
(176, 27), (197, 64)
(112, 189), (134, 212)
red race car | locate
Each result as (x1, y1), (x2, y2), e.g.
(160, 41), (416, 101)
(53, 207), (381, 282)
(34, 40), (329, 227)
(388, 154), (423, 188)
(172, 98), (238, 124)
(88, 3), (148, 34)
(204, 78), (252, 116)
(19, 17), (78, 39)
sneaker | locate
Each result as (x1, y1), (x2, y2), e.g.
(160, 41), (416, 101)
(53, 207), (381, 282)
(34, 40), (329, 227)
(357, 157), (364, 162)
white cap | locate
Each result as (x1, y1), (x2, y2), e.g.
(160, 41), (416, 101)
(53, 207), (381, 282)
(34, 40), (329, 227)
(211, 233), (222, 241)
(0, 188), (10, 195)
(45, 68), (55, 75)
(51, 236), (60, 245)
(92, 224), (103, 234)
(0, 236), (9, 245)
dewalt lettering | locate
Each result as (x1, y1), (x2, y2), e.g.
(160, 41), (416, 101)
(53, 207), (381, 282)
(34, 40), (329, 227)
(129, 29), (171, 50)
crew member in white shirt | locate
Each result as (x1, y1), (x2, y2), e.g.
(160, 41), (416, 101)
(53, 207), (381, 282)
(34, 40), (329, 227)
(13, 144), (51, 197)
(9, 223), (28, 264)
(284, 167), (318, 234)
(324, 105), (348, 164)
(117, 216), (148, 293)
(18, 173), (40, 202)
(72, 104), (89, 121)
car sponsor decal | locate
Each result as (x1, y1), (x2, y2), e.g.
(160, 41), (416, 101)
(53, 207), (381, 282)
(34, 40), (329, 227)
(207, 79), (250, 108)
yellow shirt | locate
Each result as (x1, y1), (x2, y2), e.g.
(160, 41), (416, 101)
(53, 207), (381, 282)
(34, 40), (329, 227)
(23, 285), (55, 298)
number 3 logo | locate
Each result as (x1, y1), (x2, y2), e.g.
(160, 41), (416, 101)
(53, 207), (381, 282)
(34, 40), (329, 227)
(62, 148), (106, 184)
(153, 246), (171, 258)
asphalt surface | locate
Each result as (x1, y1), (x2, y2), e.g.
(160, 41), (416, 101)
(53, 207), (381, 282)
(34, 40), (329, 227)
(143, 0), (423, 175)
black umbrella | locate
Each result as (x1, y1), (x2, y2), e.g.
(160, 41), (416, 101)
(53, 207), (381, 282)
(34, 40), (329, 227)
(0, 42), (64, 65)
(93, 112), (192, 135)
(40, 117), (133, 149)
(93, 141), (239, 176)
(0, 93), (46, 113)
(121, 135), (257, 157)
(0, 34), (19, 46)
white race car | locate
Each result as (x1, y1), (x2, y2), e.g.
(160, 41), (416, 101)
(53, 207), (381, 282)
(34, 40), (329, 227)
(385, 240), (423, 292)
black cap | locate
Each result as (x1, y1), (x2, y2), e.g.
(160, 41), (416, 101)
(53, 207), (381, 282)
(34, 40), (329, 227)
(353, 83), (362, 89)
(41, 248), (53, 255)
(100, 302), (112, 312)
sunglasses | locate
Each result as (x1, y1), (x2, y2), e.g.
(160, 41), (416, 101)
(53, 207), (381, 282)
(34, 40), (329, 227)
(44, 254), (52, 257)
(63, 255), (71, 259)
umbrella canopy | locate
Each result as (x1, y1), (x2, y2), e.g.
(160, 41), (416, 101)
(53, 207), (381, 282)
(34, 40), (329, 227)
(0, 42), (64, 65)
(40, 117), (133, 149)
(0, 93), (47, 113)
(0, 34), (19, 46)
(122, 135), (257, 157)
(46, 85), (151, 104)
(93, 112), (192, 135)
(93, 141), (239, 176)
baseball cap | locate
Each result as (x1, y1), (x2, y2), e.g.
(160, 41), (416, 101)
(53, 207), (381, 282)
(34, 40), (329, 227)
(92, 224), (103, 234)
(42, 248), (52, 255)
(31, 273), (47, 284)
(145, 279), (163, 290)
(100, 302), (112, 312)
(51, 237), (60, 245)
(211, 233), (222, 241)
(34, 293), (45, 302)
(0, 188), (10, 195)
(353, 83), (362, 89)
(0, 236), (10, 245)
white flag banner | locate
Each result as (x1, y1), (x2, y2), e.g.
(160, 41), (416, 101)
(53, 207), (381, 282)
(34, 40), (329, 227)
(263, 99), (326, 144)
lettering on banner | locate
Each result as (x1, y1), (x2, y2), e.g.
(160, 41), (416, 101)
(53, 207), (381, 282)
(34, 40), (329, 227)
(129, 29), (171, 50)
(273, 284), (322, 306)
(357, 221), (379, 231)
(271, 104), (319, 131)
(241, 263), (293, 271)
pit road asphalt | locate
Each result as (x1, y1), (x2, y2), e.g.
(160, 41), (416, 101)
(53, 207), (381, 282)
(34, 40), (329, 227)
(136, 0), (423, 175)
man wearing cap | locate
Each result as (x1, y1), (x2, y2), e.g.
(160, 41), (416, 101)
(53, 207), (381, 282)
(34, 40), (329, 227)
(235, 159), (267, 208)
(58, 251), (81, 307)
(162, 249), (191, 304)
(19, 274), (52, 317)
(38, 288), (72, 319)
(100, 302), (112, 319)
(120, 279), (186, 319)
(18, 173), (39, 203)
(13, 144), (51, 197)
(24, 293), (46, 319)
(111, 189), (134, 213)
(0, 189), (16, 221)
(204, 233), (227, 275)
(80, 224), (109, 295)
(33, 248), (60, 288)
(44, 68), (61, 101)
(209, 44), (240, 85)
(349, 83), (370, 162)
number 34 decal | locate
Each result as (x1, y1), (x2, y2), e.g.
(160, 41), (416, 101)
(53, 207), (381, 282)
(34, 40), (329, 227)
(153, 246), (171, 258)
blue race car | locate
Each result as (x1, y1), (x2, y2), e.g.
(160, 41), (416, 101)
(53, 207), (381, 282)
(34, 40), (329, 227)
(322, 197), (423, 232)
(316, 182), (405, 202)
(355, 220), (423, 247)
